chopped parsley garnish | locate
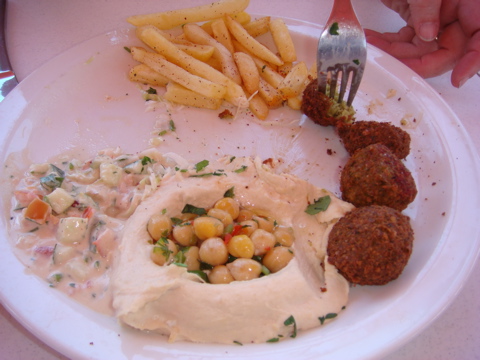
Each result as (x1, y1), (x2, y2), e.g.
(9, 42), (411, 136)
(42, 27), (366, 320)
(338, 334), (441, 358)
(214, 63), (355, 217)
(141, 156), (153, 166)
(124, 46), (131, 53)
(329, 22), (340, 35)
(172, 247), (188, 266)
(353, 59), (360, 65)
(153, 238), (173, 258)
(188, 270), (209, 282)
(182, 204), (207, 216)
(146, 87), (157, 95)
(223, 187), (235, 198)
(170, 217), (183, 225)
(195, 160), (209, 172)
(52, 273), (63, 283)
(284, 315), (297, 338)
(234, 165), (248, 173)
(319, 312), (338, 325)
(305, 195), (331, 215)
(169, 119), (176, 132)
(190, 171), (225, 178)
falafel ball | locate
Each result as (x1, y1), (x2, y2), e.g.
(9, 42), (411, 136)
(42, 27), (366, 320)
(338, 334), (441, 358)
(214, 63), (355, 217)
(327, 205), (414, 285)
(336, 120), (411, 159)
(301, 79), (355, 127)
(340, 143), (417, 211)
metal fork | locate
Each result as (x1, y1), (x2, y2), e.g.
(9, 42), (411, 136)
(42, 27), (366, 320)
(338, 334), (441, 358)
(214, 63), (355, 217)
(317, 0), (366, 106)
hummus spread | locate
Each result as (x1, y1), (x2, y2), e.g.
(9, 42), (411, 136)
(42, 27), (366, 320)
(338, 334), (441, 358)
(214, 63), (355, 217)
(111, 156), (354, 344)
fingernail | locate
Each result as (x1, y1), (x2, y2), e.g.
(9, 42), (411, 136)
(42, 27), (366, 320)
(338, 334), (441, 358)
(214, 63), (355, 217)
(418, 22), (438, 42)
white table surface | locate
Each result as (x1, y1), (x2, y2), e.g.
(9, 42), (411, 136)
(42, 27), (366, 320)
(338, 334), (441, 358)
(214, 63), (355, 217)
(1, 0), (479, 359)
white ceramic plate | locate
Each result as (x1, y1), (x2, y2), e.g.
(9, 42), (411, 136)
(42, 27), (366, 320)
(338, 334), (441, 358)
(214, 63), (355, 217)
(1, 18), (480, 360)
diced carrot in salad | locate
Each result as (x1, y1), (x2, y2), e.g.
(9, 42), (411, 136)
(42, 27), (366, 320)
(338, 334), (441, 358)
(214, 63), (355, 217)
(24, 197), (51, 224)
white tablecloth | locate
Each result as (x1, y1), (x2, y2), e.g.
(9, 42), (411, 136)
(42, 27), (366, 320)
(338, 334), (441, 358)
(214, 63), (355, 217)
(2, 0), (479, 359)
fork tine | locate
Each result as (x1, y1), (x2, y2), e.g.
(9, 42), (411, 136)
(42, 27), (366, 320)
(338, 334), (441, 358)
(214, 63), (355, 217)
(317, 68), (328, 94)
(346, 66), (364, 106)
(316, 0), (367, 106)
(329, 70), (338, 99)
(337, 66), (349, 104)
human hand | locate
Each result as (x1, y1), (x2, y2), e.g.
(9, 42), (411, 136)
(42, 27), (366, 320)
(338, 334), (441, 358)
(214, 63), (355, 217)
(365, 0), (480, 88)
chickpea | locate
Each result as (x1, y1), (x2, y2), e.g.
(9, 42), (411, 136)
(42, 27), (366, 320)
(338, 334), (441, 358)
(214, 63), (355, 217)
(239, 220), (258, 236)
(147, 214), (173, 241)
(226, 258), (262, 281)
(172, 223), (197, 246)
(193, 216), (224, 240)
(250, 229), (276, 256)
(176, 213), (197, 222)
(208, 265), (234, 284)
(227, 235), (255, 259)
(236, 209), (254, 222)
(214, 197), (240, 219)
(199, 237), (229, 266)
(262, 246), (294, 273)
(150, 239), (178, 266)
(184, 246), (200, 271)
(207, 208), (233, 227)
(274, 227), (295, 247)
(253, 215), (275, 233)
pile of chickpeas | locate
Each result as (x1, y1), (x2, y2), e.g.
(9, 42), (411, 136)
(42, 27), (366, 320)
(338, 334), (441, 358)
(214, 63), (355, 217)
(147, 196), (295, 284)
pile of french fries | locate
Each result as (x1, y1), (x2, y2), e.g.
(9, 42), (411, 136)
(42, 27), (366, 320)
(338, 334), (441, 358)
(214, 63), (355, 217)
(126, 0), (314, 120)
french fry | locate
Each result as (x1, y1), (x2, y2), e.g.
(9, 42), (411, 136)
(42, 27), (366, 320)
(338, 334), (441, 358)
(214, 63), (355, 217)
(224, 15), (283, 66)
(128, 64), (169, 87)
(269, 18), (297, 63)
(130, 47), (226, 99)
(258, 78), (283, 108)
(149, 31), (215, 61)
(136, 25), (248, 107)
(242, 16), (271, 37)
(277, 61), (309, 98)
(277, 62), (293, 77)
(211, 18), (235, 54)
(183, 23), (242, 85)
(287, 96), (302, 110)
(127, 0), (250, 29)
(233, 52), (259, 94)
(175, 43), (215, 62)
(252, 57), (284, 88)
(164, 82), (223, 110)
(246, 91), (269, 120)
(202, 11), (251, 35)
(231, 11), (252, 25)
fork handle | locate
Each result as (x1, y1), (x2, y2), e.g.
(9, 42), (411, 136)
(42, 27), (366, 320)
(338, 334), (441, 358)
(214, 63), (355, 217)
(326, 0), (361, 26)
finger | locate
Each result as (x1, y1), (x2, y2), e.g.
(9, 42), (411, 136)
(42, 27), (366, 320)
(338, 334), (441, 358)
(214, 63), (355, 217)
(401, 22), (467, 78)
(452, 30), (480, 87)
(407, 0), (442, 41)
(379, 0), (411, 22)
(366, 27), (438, 59)
(366, 26), (416, 43)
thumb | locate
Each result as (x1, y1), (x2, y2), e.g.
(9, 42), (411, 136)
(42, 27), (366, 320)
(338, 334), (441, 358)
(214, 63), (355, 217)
(407, 0), (442, 41)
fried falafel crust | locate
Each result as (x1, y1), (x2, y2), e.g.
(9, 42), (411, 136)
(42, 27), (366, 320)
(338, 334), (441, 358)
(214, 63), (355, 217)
(340, 143), (417, 211)
(336, 121), (411, 159)
(327, 205), (414, 285)
(301, 79), (353, 127)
